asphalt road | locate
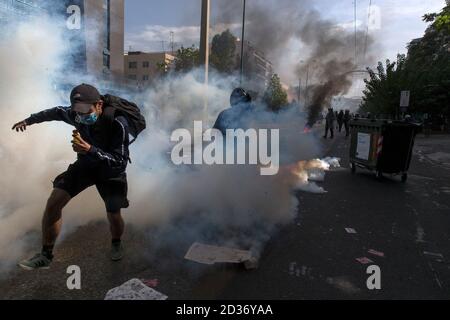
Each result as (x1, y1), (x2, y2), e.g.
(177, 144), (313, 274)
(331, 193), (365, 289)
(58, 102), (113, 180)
(1, 131), (450, 300)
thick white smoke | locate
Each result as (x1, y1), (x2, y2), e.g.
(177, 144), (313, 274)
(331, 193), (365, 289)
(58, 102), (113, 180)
(0, 17), (326, 275)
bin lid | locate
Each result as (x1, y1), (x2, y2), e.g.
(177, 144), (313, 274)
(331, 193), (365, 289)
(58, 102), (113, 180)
(349, 119), (388, 127)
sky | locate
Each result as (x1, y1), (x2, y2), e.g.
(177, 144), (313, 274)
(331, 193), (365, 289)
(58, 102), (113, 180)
(124, 0), (446, 90)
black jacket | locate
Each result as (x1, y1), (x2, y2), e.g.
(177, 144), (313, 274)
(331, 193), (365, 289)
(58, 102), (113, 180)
(26, 106), (130, 173)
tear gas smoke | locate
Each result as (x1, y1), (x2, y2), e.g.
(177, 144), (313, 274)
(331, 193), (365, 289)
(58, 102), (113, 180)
(215, 0), (375, 123)
(0, 16), (333, 275)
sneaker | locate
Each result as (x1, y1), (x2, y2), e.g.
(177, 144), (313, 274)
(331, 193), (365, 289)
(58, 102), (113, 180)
(18, 253), (52, 270)
(111, 243), (124, 261)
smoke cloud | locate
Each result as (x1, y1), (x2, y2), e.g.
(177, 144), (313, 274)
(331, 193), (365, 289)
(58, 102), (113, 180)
(214, 0), (375, 122)
(0, 16), (329, 275)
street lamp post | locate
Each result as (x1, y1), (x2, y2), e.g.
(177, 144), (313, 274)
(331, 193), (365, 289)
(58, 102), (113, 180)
(199, 0), (210, 121)
(240, 0), (247, 86)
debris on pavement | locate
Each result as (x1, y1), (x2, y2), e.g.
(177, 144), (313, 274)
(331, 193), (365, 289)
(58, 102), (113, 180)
(345, 228), (357, 234)
(368, 249), (385, 257)
(355, 257), (374, 265)
(185, 242), (254, 266)
(141, 278), (159, 288)
(321, 157), (341, 169)
(326, 276), (361, 294)
(104, 279), (168, 300)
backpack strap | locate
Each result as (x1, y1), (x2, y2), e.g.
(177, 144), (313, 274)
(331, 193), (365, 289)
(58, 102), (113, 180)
(98, 105), (116, 148)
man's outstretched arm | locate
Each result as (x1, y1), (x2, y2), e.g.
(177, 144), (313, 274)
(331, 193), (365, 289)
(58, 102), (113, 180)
(12, 106), (76, 132)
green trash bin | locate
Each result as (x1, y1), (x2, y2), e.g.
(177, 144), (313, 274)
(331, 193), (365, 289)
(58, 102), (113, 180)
(349, 119), (419, 182)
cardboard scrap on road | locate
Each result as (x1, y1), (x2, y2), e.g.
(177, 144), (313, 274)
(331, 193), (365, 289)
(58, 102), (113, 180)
(345, 228), (357, 234)
(356, 257), (373, 265)
(368, 249), (385, 258)
(185, 242), (253, 266)
(104, 279), (168, 300)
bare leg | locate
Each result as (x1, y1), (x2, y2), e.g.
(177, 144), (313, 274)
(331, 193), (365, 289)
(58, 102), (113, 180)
(107, 211), (124, 240)
(42, 188), (71, 247)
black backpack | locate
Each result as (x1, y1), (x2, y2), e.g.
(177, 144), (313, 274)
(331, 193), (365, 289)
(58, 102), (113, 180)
(100, 94), (146, 144)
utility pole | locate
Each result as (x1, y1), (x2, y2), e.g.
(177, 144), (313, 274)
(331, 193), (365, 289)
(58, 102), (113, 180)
(304, 65), (310, 107)
(240, 0), (247, 86)
(170, 31), (175, 55)
(199, 0), (210, 120)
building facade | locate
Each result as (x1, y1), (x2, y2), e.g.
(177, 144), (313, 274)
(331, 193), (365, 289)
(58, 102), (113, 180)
(236, 39), (273, 95)
(124, 51), (176, 87)
(0, 0), (124, 79)
(84, 0), (124, 78)
(0, 0), (44, 25)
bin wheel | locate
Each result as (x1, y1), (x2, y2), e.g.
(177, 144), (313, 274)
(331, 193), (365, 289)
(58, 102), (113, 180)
(401, 173), (408, 183)
(351, 163), (356, 174)
(376, 170), (383, 180)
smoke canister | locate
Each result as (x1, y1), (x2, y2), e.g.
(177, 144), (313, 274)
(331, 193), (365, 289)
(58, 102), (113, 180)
(73, 130), (83, 144)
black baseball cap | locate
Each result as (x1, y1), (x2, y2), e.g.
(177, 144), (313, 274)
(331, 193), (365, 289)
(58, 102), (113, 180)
(70, 84), (101, 113)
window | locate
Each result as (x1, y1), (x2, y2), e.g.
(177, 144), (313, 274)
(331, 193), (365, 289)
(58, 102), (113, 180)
(143, 61), (150, 68)
(128, 75), (137, 80)
(143, 75), (149, 81)
(129, 62), (137, 69)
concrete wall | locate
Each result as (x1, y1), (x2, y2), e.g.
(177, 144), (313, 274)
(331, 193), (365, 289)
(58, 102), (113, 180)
(84, 0), (124, 79)
(124, 52), (175, 86)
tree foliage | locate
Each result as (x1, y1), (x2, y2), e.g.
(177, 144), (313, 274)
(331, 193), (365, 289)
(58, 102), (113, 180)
(263, 74), (288, 111)
(210, 30), (238, 74)
(361, 3), (450, 117)
(174, 45), (200, 72)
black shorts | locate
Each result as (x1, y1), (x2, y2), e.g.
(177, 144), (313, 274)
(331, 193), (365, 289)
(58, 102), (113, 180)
(53, 161), (129, 213)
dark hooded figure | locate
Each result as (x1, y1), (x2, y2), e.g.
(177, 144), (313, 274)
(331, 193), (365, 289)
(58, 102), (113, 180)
(343, 109), (351, 137)
(213, 88), (253, 135)
(324, 108), (336, 139)
(337, 110), (344, 132)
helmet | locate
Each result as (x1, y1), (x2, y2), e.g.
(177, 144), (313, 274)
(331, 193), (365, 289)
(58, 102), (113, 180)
(230, 88), (252, 107)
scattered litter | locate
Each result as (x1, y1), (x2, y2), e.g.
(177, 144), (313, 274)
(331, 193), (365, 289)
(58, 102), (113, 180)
(141, 279), (159, 288)
(185, 242), (253, 266)
(326, 276), (361, 294)
(289, 263), (313, 278)
(356, 257), (373, 265)
(104, 279), (168, 300)
(345, 228), (357, 234)
(368, 249), (385, 257)
(424, 252), (444, 259)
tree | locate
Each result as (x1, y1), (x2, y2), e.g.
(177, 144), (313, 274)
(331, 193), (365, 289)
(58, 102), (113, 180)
(263, 74), (288, 111)
(360, 55), (407, 116)
(210, 30), (238, 74)
(360, 2), (450, 118)
(174, 45), (200, 72)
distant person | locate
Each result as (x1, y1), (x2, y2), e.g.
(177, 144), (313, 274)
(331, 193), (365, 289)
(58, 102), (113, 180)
(323, 108), (336, 139)
(337, 110), (344, 132)
(343, 109), (351, 137)
(335, 111), (339, 129)
(213, 88), (253, 135)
